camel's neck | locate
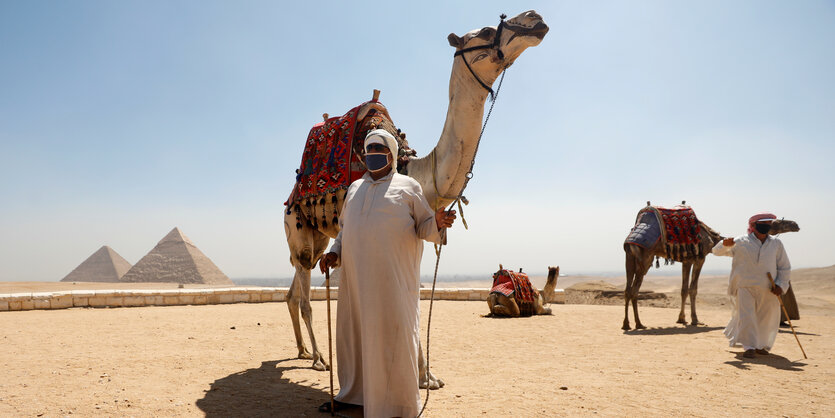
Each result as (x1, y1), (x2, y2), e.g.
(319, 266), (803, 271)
(406, 58), (493, 209)
(541, 269), (559, 302)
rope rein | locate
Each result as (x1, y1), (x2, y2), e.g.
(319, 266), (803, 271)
(417, 64), (507, 418)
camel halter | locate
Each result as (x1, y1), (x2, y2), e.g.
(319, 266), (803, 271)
(419, 19), (509, 417)
(453, 14), (508, 101)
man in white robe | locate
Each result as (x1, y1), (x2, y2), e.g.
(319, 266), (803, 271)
(712, 213), (791, 358)
(319, 129), (455, 417)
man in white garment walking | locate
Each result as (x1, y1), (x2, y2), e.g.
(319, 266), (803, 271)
(319, 129), (456, 416)
(713, 213), (791, 359)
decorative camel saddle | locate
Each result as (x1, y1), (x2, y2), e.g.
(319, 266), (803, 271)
(625, 205), (703, 262)
(491, 268), (537, 316)
(285, 96), (415, 229)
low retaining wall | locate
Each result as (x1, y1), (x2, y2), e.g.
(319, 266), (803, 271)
(0, 287), (565, 312)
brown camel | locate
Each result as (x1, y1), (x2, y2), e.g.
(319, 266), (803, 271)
(283, 11), (549, 386)
(487, 266), (559, 317)
(622, 203), (799, 330)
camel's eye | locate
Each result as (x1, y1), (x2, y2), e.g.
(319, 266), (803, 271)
(471, 53), (489, 64)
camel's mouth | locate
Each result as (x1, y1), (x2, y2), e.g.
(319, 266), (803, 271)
(506, 20), (549, 42)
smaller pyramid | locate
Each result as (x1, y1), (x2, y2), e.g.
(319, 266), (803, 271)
(61, 246), (133, 282)
(120, 227), (233, 285)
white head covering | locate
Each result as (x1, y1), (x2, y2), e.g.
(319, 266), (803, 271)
(364, 129), (399, 171)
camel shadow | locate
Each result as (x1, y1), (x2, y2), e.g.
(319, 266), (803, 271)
(195, 358), (333, 417)
(624, 325), (724, 336)
(724, 351), (806, 371)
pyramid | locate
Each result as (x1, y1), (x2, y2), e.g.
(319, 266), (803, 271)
(120, 227), (233, 285)
(61, 246), (133, 282)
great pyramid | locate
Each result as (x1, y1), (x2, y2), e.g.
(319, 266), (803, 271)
(61, 245), (133, 282)
(120, 227), (233, 285)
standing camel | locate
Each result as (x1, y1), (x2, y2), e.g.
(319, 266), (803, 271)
(622, 203), (799, 330)
(283, 10), (549, 389)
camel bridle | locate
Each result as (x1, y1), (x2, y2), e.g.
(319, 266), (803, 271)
(453, 14), (508, 101)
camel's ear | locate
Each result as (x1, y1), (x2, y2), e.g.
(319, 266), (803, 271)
(448, 33), (463, 48)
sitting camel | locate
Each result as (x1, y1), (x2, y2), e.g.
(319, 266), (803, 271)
(623, 203), (800, 330)
(488, 265), (559, 317)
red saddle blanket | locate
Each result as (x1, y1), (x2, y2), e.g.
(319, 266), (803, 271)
(656, 205), (702, 260)
(491, 269), (537, 316)
(290, 104), (366, 205)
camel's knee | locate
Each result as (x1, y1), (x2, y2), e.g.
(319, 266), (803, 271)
(299, 300), (313, 321)
(491, 304), (510, 316)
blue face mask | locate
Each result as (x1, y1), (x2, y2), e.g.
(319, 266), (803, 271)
(755, 223), (772, 234)
(365, 153), (390, 172)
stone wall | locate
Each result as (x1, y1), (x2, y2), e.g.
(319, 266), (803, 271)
(0, 287), (565, 311)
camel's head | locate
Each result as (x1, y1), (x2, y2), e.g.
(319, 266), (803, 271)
(542, 266), (560, 302)
(448, 10), (548, 91)
(770, 219), (800, 235)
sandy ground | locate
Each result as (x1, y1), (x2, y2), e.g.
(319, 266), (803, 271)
(1, 266), (833, 417)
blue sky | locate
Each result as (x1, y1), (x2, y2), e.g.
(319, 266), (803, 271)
(1, 1), (833, 281)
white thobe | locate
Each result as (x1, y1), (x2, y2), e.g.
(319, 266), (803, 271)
(712, 233), (791, 351)
(329, 171), (442, 417)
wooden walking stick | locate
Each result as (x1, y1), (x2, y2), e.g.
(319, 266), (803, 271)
(768, 273), (807, 359)
(325, 267), (335, 415)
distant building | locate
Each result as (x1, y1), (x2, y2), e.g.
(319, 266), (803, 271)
(61, 246), (133, 282)
(120, 227), (233, 285)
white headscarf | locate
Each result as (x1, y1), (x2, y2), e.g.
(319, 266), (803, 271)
(364, 129), (399, 171)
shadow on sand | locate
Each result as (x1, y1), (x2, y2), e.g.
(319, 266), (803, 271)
(624, 325), (724, 336)
(778, 328), (820, 337)
(196, 358), (336, 417)
(724, 351), (807, 371)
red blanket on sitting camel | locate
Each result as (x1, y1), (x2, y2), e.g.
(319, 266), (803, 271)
(655, 205), (702, 261)
(491, 269), (537, 316)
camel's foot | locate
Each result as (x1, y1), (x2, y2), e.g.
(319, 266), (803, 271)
(634, 322), (646, 330)
(311, 355), (329, 372)
(622, 320), (631, 331)
(297, 347), (313, 360)
(420, 371), (445, 390)
(676, 316), (687, 324)
(690, 319), (703, 326)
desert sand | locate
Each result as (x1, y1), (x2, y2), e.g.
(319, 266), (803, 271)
(1, 266), (833, 417)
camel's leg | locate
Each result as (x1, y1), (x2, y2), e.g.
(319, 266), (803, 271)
(418, 342), (444, 390)
(535, 294), (552, 315)
(295, 265), (329, 371)
(284, 210), (330, 371)
(689, 259), (705, 326)
(490, 294), (520, 317)
(630, 252), (651, 330)
(677, 263), (692, 324)
(631, 272), (646, 329)
(623, 248), (637, 330)
(487, 293), (499, 315)
(287, 273), (311, 360)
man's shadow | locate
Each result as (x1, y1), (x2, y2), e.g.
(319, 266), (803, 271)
(724, 351), (807, 371)
(196, 359), (333, 417)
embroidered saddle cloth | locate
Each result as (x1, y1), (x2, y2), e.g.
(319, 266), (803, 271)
(287, 100), (410, 208)
(491, 269), (537, 316)
(625, 205), (703, 262)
